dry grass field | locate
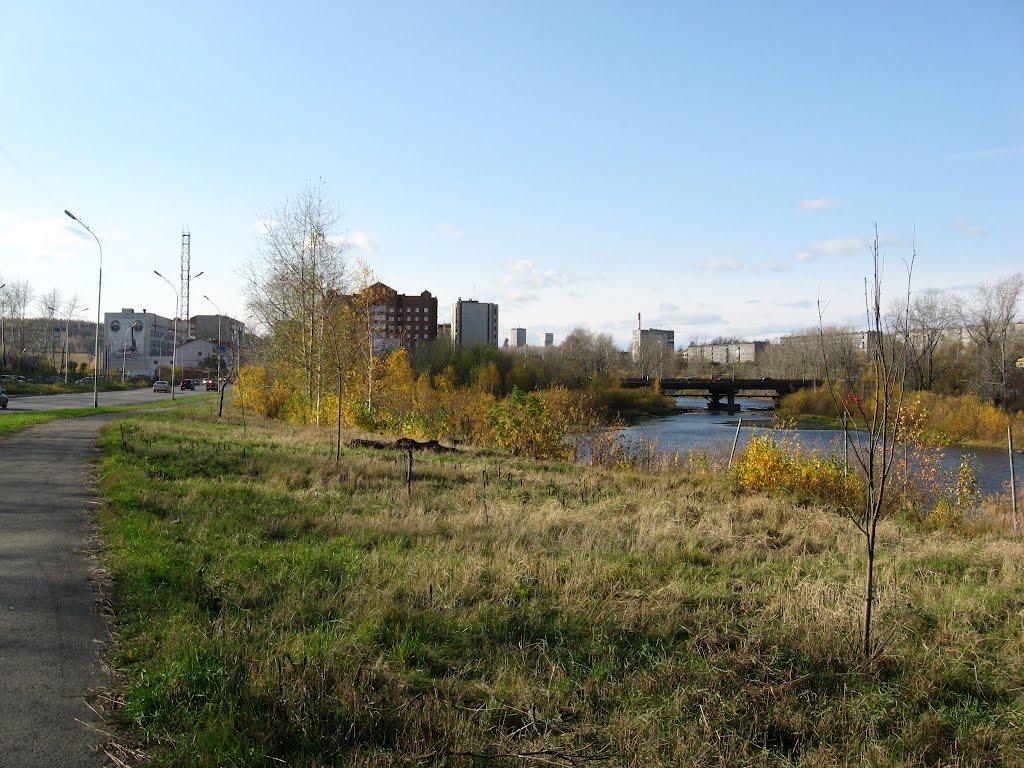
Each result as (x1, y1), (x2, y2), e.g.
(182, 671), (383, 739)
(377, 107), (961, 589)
(94, 404), (1023, 766)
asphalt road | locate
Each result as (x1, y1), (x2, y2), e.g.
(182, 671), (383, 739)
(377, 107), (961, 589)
(2, 386), (211, 412)
(0, 414), (128, 766)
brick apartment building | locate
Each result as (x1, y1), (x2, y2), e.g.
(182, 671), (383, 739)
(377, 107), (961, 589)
(365, 283), (438, 352)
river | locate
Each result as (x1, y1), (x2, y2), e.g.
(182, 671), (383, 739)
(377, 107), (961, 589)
(618, 396), (1019, 497)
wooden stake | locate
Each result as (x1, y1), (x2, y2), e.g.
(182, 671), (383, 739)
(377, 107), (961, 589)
(406, 449), (413, 498)
(1009, 425), (1018, 534)
(728, 417), (743, 469)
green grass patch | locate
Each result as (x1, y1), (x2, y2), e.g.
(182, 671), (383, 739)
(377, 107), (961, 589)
(0, 394), (219, 437)
(95, 407), (1024, 766)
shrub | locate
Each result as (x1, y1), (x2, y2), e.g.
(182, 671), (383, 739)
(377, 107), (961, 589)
(732, 432), (862, 510)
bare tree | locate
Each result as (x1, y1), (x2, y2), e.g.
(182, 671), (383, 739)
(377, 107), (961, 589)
(957, 273), (1024, 409)
(898, 289), (957, 391)
(820, 225), (912, 658)
(243, 182), (348, 424)
(38, 288), (62, 369)
(560, 328), (617, 381)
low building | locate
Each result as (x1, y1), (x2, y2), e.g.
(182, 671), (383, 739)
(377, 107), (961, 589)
(103, 308), (176, 379)
(680, 341), (769, 365)
(189, 313), (245, 345)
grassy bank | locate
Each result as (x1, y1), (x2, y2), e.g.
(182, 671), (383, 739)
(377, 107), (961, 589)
(592, 385), (678, 422)
(95, 407), (1023, 766)
(780, 388), (1023, 449)
(0, 393), (220, 437)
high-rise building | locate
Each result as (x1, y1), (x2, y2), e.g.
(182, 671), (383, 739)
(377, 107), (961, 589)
(543, 332), (554, 347)
(631, 328), (675, 361)
(452, 298), (499, 349)
(511, 327), (526, 349)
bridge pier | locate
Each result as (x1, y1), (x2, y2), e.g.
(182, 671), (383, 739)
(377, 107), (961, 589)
(707, 392), (740, 414)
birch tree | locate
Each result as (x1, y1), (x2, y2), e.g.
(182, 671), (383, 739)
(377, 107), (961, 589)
(243, 182), (348, 424)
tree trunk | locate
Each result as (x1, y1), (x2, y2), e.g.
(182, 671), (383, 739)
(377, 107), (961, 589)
(863, 530), (876, 657)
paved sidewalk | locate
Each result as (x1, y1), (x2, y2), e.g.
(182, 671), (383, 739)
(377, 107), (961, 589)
(0, 416), (119, 767)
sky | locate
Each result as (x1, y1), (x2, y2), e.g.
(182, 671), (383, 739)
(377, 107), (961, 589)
(1, 1), (1021, 349)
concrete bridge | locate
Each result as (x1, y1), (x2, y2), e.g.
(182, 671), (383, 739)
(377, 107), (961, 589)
(620, 377), (816, 413)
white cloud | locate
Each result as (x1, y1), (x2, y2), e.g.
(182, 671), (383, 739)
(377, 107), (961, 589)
(954, 219), (988, 237)
(437, 222), (466, 240)
(348, 231), (376, 253)
(253, 217), (276, 234)
(800, 197), (839, 211)
(0, 214), (89, 257)
(501, 259), (570, 290)
(778, 300), (813, 309)
(693, 259), (744, 271)
(796, 237), (868, 262)
(757, 261), (792, 273)
(947, 147), (1024, 161)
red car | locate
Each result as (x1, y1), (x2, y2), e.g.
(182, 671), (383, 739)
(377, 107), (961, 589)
(205, 379), (218, 391)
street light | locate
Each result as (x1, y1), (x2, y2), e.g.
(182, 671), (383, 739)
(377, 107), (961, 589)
(202, 294), (223, 385)
(64, 210), (103, 407)
(153, 270), (179, 400)
(187, 271), (205, 338)
(48, 304), (88, 383)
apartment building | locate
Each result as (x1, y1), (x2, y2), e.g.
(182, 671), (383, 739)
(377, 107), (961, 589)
(631, 328), (675, 362)
(364, 283), (438, 352)
(453, 298), (499, 349)
(680, 340), (769, 365)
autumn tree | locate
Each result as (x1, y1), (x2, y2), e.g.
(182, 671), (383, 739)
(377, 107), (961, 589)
(560, 327), (617, 381)
(243, 182), (348, 424)
(957, 273), (1024, 409)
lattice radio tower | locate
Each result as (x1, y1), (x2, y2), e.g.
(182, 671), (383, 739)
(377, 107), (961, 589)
(179, 230), (191, 334)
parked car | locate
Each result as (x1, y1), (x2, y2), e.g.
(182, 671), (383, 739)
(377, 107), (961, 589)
(179, 378), (195, 390)
(76, 376), (94, 385)
(153, 380), (171, 393)
(44, 375), (63, 384)
(0, 387), (7, 409)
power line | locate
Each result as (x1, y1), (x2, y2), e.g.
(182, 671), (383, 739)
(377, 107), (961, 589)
(0, 143), (63, 209)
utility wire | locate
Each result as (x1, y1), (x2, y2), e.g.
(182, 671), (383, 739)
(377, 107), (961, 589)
(0, 142), (64, 210)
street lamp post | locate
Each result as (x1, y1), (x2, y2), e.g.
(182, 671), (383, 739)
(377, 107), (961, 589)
(187, 271), (205, 339)
(64, 210), (102, 407)
(48, 304), (88, 383)
(153, 271), (179, 400)
(202, 294), (223, 385)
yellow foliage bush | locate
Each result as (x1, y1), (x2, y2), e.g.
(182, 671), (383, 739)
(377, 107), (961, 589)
(235, 365), (290, 419)
(732, 433), (862, 510)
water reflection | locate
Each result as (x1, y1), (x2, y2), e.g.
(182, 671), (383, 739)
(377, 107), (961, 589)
(618, 397), (1017, 496)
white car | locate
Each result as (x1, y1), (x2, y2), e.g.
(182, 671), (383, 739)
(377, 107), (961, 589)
(153, 380), (172, 393)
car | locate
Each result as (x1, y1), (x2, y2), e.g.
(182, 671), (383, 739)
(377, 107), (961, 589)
(153, 380), (171, 393)
(179, 378), (195, 390)
(205, 379), (218, 391)
(44, 375), (63, 384)
(76, 376), (94, 385)
(0, 387), (7, 409)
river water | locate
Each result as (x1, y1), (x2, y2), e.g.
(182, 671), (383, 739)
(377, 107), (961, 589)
(618, 396), (1019, 497)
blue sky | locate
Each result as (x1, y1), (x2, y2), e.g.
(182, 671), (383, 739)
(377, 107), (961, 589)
(2, 1), (1021, 347)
